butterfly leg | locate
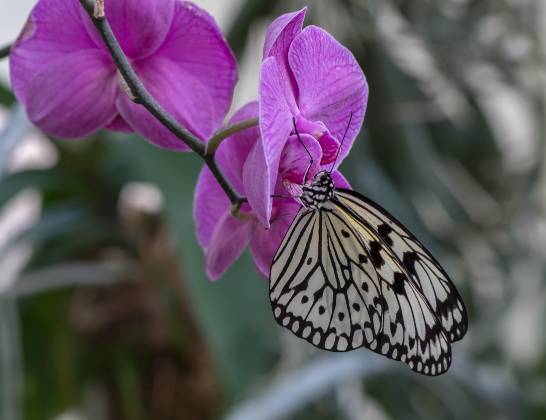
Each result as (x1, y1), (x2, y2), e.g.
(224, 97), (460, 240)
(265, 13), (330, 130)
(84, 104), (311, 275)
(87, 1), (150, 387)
(270, 194), (296, 200)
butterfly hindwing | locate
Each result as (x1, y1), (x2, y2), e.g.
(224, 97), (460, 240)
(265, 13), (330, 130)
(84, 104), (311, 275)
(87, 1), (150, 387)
(271, 207), (384, 352)
(334, 189), (467, 343)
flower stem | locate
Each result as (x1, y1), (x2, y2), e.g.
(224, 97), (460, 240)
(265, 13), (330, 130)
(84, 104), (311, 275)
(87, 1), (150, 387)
(0, 44), (11, 60)
(78, 0), (245, 209)
(205, 117), (259, 157)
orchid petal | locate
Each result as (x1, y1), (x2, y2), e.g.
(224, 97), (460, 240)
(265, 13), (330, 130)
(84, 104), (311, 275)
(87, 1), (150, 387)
(256, 57), (294, 224)
(157, 1), (237, 129)
(194, 166), (230, 248)
(250, 199), (301, 277)
(217, 102), (259, 193)
(9, 0), (97, 102)
(206, 212), (251, 281)
(82, 0), (175, 59)
(263, 8), (306, 111)
(289, 26), (368, 166)
(24, 50), (117, 138)
(263, 8), (306, 59)
(242, 139), (271, 228)
(117, 56), (217, 151)
(106, 114), (133, 133)
(280, 134), (322, 184)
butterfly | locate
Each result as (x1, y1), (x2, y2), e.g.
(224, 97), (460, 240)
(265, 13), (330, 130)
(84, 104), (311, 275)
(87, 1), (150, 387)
(269, 122), (468, 376)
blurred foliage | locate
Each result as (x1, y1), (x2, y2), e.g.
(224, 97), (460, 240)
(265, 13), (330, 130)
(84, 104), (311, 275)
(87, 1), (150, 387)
(0, 83), (15, 107)
(1, 0), (545, 419)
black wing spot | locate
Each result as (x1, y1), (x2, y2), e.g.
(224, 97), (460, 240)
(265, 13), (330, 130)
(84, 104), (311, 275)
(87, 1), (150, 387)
(358, 254), (368, 264)
(361, 282), (369, 292)
(318, 306), (326, 315)
(341, 229), (350, 238)
(306, 257), (313, 265)
(338, 312), (345, 322)
(369, 241), (384, 268)
(374, 296), (388, 311)
(392, 272), (406, 295)
(390, 321), (397, 335)
(301, 295), (309, 304)
(402, 251), (419, 276)
(378, 223), (394, 246)
(352, 303), (361, 311)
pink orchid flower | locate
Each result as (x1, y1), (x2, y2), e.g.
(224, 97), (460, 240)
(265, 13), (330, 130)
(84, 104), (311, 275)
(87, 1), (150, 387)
(245, 7), (368, 227)
(9, 0), (237, 151)
(194, 102), (351, 280)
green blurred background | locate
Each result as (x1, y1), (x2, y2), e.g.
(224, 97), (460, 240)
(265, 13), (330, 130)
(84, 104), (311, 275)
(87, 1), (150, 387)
(0, 0), (544, 419)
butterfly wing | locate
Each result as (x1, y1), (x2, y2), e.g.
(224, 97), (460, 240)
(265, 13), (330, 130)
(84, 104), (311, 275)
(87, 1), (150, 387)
(270, 206), (384, 352)
(270, 202), (452, 375)
(334, 188), (468, 343)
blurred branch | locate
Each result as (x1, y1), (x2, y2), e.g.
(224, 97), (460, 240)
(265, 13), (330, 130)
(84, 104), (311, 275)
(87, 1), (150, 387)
(78, 0), (246, 211)
(0, 43), (11, 60)
(225, 353), (391, 420)
(3, 260), (133, 298)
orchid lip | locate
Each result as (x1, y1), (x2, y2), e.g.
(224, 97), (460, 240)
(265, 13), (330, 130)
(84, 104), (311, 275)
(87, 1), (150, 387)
(294, 114), (327, 139)
(292, 115), (340, 165)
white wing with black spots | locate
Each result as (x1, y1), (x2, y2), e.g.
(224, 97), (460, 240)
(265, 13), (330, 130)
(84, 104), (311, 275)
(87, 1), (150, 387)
(270, 208), (383, 353)
(334, 189), (468, 343)
(270, 200), (453, 375)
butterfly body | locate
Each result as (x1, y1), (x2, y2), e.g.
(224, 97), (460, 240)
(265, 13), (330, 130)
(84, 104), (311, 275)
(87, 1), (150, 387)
(269, 170), (467, 376)
(300, 171), (335, 209)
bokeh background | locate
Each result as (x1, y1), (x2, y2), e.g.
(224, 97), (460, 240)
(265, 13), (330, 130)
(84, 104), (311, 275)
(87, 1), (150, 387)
(1, 0), (545, 419)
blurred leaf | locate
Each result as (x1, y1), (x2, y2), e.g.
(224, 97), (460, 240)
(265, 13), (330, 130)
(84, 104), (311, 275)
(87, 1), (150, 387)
(0, 169), (65, 207)
(115, 352), (145, 420)
(19, 291), (79, 420)
(227, 0), (277, 58)
(7, 261), (130, 298)
(0, 82), (15, 107)
(10, 203), (123, 270)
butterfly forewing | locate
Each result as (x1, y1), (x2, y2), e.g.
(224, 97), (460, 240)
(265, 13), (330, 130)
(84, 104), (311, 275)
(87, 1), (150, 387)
(334, 189), (468, 342)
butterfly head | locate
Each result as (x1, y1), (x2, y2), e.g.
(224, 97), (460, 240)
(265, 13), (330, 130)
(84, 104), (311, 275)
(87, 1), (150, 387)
(300, 170), (335, 209)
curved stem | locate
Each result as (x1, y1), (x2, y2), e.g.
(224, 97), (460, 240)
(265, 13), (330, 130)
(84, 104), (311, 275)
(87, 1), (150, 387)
(79, 0), (245, 208)
(0, 44), (11, 60)
(205, 117), (259, 157)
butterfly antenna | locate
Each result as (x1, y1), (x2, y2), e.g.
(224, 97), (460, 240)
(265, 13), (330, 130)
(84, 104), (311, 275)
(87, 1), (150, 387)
(293, 118), (313, 184)
(329, 112), (353, 173)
